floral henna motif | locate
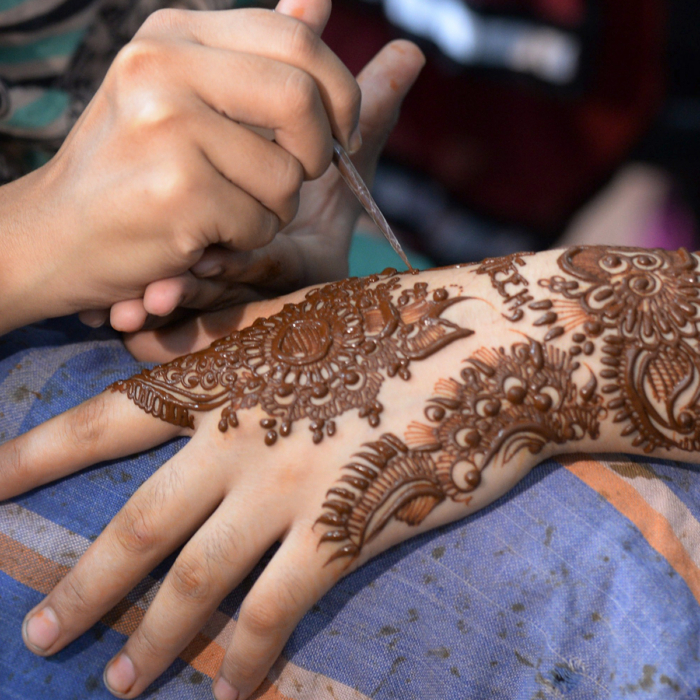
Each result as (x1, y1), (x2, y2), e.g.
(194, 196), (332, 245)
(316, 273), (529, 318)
(316, 338), (602, 564)
(112, 269), (473, 444)
(541, 246), (700, 452)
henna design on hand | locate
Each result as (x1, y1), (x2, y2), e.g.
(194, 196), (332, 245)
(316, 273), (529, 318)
(541, 246), (700, 452)
(474, 252), (534, 322)
(112, 269), (472, 444)
(316, 338), (602, 564)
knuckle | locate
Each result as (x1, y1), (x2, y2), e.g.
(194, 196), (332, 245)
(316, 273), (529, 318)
(274, 156), (304, 213)
(140, 8), (189, 34)
(146, 161), (197, 218)
(341, 80), (362, 125)
(284, 21), (319, 64)
(241, 599), (286, 637)
(241, 579), (304, 639)
(111, 499), (161, 556)
(3, 438), (26, 481)
(282, 68), (319, 121)
(112, 39), (161, 81)
(260, 208), (281, 245)
(64, 395), (108, 448)
(54, 575), (92, 619)
(169, 555), (212, 602)
(131, 622), (163, 661)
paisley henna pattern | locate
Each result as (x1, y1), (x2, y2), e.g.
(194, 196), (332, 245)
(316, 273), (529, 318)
(317, 246), (700, 564)
(112, 269), (472, 444)
(316, 338), (602, 564)
(541, 246), (700, 452)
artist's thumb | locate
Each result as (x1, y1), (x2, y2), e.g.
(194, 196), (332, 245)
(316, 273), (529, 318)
(275, 0), (331, 35)
(351, 40), (426, 185)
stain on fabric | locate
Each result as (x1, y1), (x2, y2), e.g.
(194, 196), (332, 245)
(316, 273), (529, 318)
(512, 603), (525, 613)
(609, 461), (667, 482)
(427, 646), (450, 659)
(660, 675), (680, 692)
(544, 525), (555, 547)
(431, 546), (446, 560)
(514, 650), (535, 668)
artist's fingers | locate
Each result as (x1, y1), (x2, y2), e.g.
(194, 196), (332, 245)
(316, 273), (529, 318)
(275, 0), (331, 35)
(110, 299), (149, 333)
(22, 442), (226, 658)
(79, 309), (110, 328)
(214, 528), (343, 700)
(0, 392), (179, 500)
(351, 40), (425, 182)
(103, 493), (287, 697)
(190, 240), (305, 292)
(137, 7), (360, 154)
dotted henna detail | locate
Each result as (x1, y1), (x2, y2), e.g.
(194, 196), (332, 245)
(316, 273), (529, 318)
(542, 246), (700, 452)
(112, 269), (473, 444)
(316, 338), (601, 565)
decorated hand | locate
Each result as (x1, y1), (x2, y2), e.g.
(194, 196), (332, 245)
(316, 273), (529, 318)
(4, 248), (700, 699)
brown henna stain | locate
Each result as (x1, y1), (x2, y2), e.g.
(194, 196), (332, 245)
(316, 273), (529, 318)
(317, 337), (602, 565)
(113, 269), (472, 444)
(474, 253), (535, 322)
(542, 246), (700, 452)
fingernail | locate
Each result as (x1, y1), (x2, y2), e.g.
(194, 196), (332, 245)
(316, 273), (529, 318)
(80, 310), (108, 328)
(23, 607), (60, 653)
(191, 259), (223, 278)
(104, 653), (136, 695)
(348, 127), (363, 155)
(213, 676), (239, 700)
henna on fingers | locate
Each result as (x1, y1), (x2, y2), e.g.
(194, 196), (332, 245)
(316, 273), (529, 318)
(113, 269), (473, 444)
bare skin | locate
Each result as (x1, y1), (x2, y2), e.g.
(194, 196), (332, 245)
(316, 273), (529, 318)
(3, 246), (700, 699)
(0, 0), (425, 335)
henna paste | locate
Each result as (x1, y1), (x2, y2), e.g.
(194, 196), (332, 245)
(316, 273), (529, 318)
(113, 269), (472, 444)
(541, 246), (700, 452)
(316, 338), (602, 564)
(474, 252), (535, 322)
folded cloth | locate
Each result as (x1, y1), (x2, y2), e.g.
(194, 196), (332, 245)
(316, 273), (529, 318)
(1, 294), (699, 699)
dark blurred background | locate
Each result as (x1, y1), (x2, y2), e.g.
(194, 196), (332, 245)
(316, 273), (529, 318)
(264, 0), (700, 264)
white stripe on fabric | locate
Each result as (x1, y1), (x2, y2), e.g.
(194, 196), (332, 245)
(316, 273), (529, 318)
(607, 462), (700, 570)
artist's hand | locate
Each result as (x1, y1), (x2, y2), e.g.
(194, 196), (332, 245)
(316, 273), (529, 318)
(0, 0), (423, 336)
(81, 4), (425, 334)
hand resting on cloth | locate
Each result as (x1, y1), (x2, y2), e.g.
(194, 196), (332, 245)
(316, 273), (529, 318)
(3, 246), (700, 699)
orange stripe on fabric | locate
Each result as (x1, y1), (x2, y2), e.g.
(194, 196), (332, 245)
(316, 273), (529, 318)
(0, 531), (70, 593)
(0, 531), (295, 698)
(564, 458), (700, 604)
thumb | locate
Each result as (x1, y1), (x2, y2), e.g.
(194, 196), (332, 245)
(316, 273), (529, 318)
(351, 40), (426, 184)
(275, 0), (332, 35)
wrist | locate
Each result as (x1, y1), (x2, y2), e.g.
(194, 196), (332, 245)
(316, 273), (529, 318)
(0, 166), (67, 334)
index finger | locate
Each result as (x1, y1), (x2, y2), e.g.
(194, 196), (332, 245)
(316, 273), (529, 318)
(138, 6), (362, 152)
